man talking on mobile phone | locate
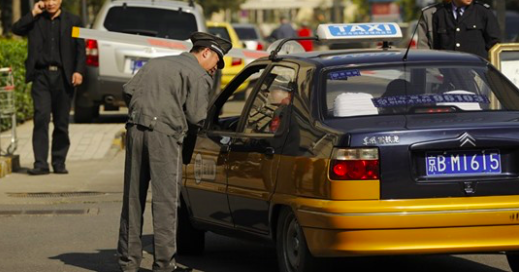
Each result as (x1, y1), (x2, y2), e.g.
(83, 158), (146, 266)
(12, 0), (86, 175)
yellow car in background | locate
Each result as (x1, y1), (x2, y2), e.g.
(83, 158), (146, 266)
(207, 21), (247, 94)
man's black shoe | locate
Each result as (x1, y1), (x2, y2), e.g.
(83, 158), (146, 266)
(28, 168), (50, 175)
(172, 267), (192, 272)
(53, 164), (69, 174)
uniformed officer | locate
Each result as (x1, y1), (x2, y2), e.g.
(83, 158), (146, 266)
(117, 32), (232, 272)
(417, 1), (451, 49)
(432, 0), (500, 59)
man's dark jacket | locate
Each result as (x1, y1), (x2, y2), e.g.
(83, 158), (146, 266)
(432, 2), (500, 59)
(12, 11), (86, 86)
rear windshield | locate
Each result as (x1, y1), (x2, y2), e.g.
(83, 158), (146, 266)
(104, 7), (197, 40)
(324, 64), (519, 118)
(234, 27), (259, 40)
(208, 27), (231, 41)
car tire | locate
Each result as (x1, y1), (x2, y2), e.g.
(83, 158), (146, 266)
(276, 207), (316, 272)
(74, 103), (99, 123)
(177, 201), (205, 255)
(507, 251), (519, 272)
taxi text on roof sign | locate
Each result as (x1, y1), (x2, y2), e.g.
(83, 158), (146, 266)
(317, 23), (403, 42)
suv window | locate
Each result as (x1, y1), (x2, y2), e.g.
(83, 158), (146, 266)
(104, 7), (197, 40)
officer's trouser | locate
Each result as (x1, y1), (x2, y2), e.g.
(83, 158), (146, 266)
(118, 124), (182, 272)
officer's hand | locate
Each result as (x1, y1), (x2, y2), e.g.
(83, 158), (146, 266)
(72, 72), (83, 87)
(32, 1), (45, 17)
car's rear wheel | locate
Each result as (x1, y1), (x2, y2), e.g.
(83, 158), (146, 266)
(276, 207), (316, 272)
(507, 251), (519, 271)
(177, 200), (205, 255)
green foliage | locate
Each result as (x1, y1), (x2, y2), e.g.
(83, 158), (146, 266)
(350, 0), (370, 22)
(0, 38), (33, 131)
(398, 0), (419, 22)
(61, 0), (81, 16)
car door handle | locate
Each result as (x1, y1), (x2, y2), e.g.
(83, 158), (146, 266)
(264, 147), (275, 158)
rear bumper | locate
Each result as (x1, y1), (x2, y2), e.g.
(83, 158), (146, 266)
(289, 195), (519, 257)
(76, 67), (127, 107)
(303, 225), (519, 257)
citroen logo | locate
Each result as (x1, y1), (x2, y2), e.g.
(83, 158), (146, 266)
(458, 132), (476, 147)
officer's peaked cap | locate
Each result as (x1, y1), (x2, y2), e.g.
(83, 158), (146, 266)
(190, 32), (232, 69)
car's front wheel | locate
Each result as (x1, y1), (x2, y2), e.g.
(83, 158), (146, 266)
(276, 207), (316, 272)
(507, 251), (519, 271)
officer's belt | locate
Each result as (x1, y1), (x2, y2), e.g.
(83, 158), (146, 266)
(129, 112), (185, 141)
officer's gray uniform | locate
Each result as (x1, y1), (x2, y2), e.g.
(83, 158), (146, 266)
(118, 52), (212, 272)
(418, 3), (441, 49)
(432, 1), (500, 59)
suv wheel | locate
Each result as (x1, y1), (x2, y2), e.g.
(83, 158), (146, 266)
(177, 200), (205, 255)
(276, 207), (316, 272)
(507, 252), (519, 271)
(74, 102), (99, 123)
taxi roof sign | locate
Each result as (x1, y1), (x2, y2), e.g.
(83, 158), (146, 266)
(317, 23), (403, 43)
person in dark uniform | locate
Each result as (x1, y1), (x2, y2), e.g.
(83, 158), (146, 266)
(12, 0), (86, 175)
(432, 0), (500, 59)
(117, 32), (232, 272)
(418, 0), (451, 49)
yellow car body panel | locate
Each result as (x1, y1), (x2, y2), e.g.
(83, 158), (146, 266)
(270, 193), (519, 257)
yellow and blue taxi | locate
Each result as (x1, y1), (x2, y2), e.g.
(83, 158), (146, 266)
(178, 23), (519, 272)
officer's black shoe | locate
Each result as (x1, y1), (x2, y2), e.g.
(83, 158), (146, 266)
(28, 167), (50, 175)
(53, 164), (69, 174)
(172, 267), (193, 272)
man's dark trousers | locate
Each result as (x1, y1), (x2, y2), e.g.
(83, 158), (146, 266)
(31, 68), (73, 170)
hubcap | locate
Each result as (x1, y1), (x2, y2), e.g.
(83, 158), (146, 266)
(285, 218), (301, 270)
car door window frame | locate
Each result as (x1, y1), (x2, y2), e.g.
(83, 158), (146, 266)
(204, 61), (270, 134)
(235, 62), (300, 137)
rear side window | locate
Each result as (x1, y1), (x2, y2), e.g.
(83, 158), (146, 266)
(234, 27), (259, 40)
(208, 27), (231, 41)
(324, 64), (519, 118)
(104, 7), (197, 40)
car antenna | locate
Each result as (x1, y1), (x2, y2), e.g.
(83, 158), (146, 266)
(403, 7), (425, 61)
(188, 0), (195, 7)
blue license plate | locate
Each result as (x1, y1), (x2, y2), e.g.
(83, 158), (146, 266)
(130, 59), (147, 73)
(426, 150), (501, 176)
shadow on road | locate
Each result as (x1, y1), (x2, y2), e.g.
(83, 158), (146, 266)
(49, 249), (122, 272)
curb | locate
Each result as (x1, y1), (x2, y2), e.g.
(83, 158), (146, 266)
(0, 155), (19, 178)
(112, 129), (126, 150)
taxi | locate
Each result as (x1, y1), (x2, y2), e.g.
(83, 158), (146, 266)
(178, 23), (519, 272)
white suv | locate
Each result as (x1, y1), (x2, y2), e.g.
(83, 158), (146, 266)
(75, 0), (208, 122)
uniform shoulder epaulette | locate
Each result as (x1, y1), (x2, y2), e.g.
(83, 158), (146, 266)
(475, 1), (491, 9)
(421, 2), (443, 12)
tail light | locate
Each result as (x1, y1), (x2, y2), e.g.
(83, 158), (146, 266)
(256, 42), (264, 50)
(86, 39), (99, 67)
(329, 148), (379, 180)
(231, 58), (243, 66)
